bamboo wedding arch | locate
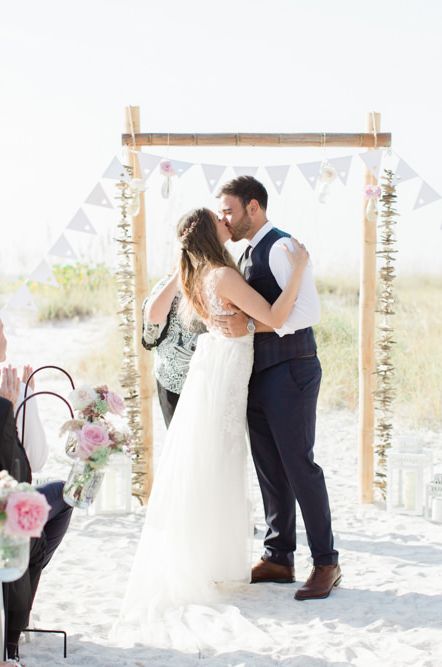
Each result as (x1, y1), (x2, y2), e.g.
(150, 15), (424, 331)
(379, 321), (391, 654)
(120, 105), (392, 505)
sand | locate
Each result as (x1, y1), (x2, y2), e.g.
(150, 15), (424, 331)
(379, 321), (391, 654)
(4, 316), (442, 667)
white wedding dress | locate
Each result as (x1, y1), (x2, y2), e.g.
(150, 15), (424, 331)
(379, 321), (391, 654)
(113, 272), (269, 654)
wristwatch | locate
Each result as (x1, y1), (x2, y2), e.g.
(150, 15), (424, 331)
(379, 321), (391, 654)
(247, 318), (256, 334)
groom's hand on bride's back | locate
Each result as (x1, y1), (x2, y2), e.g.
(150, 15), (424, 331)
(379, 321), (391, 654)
(213, 307), (249, 337)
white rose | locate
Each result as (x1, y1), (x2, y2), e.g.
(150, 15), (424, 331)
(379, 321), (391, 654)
(68, 385), (98, 411)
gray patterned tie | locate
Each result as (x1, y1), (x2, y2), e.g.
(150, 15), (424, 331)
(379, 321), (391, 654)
(239, 244), (252, 275)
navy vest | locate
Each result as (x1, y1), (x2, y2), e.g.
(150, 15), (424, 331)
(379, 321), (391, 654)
(245, 227), (317, 372)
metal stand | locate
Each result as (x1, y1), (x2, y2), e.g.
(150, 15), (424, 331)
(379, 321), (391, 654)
(23, 628), (67, 658)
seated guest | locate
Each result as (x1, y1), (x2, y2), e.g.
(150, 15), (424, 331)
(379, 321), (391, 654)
(0, 319), (73, 662)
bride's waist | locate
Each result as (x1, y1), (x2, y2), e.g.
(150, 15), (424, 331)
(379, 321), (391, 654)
(204, 330), (253, 345)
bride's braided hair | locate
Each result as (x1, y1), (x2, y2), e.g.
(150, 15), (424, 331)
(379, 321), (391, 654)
(177, 208), (238, 321)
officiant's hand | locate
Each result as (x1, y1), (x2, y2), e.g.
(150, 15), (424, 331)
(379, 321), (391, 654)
(213, 307), (249, 337)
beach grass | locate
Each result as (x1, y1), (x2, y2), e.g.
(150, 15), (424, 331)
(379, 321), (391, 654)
(7, 267), (441, 428)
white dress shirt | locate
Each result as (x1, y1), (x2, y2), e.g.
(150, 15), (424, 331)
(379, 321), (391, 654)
(246, 221), (321, 337)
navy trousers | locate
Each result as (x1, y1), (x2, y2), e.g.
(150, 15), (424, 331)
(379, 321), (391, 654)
(247, 355), (338, 567)
(37, 481), (73, 570)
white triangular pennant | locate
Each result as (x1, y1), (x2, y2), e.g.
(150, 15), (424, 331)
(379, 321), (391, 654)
(297, 161), (322, 190)
(233, 166), (258, 178)
(48, 234), (77, 259)
(201, 164), (226, 193)
(359, 149), (384, 179)
(413, 181), (442, 210)
(170, 159), (193, 177)
(7, 285), (37, 311)
(265, 165), (290, 194)
(102, 156), (124, 179)
(85, 183), (113, 208)
(28, 260), (58, 286)
(394, 158), (419, 184)
(67, 209), (97, 234)
(138, 153), (161, 178)
(328, 155), (353, 185)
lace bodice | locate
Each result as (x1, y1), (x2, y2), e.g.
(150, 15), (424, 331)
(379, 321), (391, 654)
(202, 269), (234, 318)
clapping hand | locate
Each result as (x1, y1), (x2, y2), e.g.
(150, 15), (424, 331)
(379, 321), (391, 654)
(0, 365), (20, 405)
(22, 364), (35, 391)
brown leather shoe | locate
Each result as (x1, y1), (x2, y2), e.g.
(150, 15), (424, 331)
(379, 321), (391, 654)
(251, 558), (295, 584)
(294, 564), (341, 600)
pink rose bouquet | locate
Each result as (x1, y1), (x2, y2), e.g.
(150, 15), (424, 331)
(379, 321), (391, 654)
(0, 472), (50, 539)
(62, 384), (130, 468)
(5, 490), (51, 538)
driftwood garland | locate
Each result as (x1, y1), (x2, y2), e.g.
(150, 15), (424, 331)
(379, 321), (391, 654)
(115, 166), (145, 502)
(374, 169), (398, 498)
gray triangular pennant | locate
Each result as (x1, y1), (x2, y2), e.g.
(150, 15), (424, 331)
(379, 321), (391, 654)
(85, 183), (113, 208)
(360, 150), (384, 179)
(138, 153), (161, 178)
(28, 260), (58, 286)
(201, 164), (226, 193)
(67, 209), (97, 234)
(395, 158), (418, 184)
(328, 155), (353, 185)
(297, 160), (322, 190)
(265, 165), (290, 194)
(48, 234), (77, 259)
(7, 285), (37, 311)
(233, 166), (258, 178)
(413, 181), (442, 210)
(170, 158), (193, 177)
(102, 156), (124, 179)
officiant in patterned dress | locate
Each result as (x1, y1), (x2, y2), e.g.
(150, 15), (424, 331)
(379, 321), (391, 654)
(142, 270), (205, 427)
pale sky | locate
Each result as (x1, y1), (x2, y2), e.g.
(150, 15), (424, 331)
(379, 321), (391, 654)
(1, 0), (442, 278)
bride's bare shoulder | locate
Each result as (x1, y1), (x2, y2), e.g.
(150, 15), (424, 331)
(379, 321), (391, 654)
(210, 266), (240, 285)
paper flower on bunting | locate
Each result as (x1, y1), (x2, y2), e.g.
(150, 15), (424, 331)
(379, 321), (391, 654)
(365, 184), (381, 222)
(317, 161), (337, 204)
(160, 160), (177, 199)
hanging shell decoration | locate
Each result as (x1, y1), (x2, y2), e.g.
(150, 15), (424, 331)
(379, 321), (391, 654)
(365, 184), (382, 222)
(160, 160), (177, 199)
(317, 161), (337, 204)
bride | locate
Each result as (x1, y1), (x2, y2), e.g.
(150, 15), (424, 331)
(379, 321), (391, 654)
(114, 207), (308, 652)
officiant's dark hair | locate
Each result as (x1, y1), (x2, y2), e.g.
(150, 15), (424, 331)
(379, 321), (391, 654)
(217, 176), (268, 211)
(177, 208), (238, 321)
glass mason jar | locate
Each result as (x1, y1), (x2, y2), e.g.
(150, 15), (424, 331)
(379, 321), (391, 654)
(63, 459), (105, 509)
(0, 528), (30, 582)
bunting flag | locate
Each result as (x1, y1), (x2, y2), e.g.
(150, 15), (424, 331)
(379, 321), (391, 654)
(393, 158), (419, 185)
(67, 209), (97, 234)
(103, 156), (124, 180)
(28, 260), (58, 286)
(138, 153), (161, 178)
(359, 149), (384, 179)
(7, 285), (37, 311)
(48, 234), (77, 259)
(328, 155), (353, 185)
(85, 183), (113, 208)
(297, 160), (322, 190)
(170, 158), (193, 177)
(201, 163), (226, 193)
(413, 181), (442, 210)
(265, 165), (290, 194)
(233, 166), (258, 178)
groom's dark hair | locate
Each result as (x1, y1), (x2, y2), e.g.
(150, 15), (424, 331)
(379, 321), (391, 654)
(217, 176), (268, 211)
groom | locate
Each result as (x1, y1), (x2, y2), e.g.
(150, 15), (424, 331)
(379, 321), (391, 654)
(216, 176), (340, 600)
